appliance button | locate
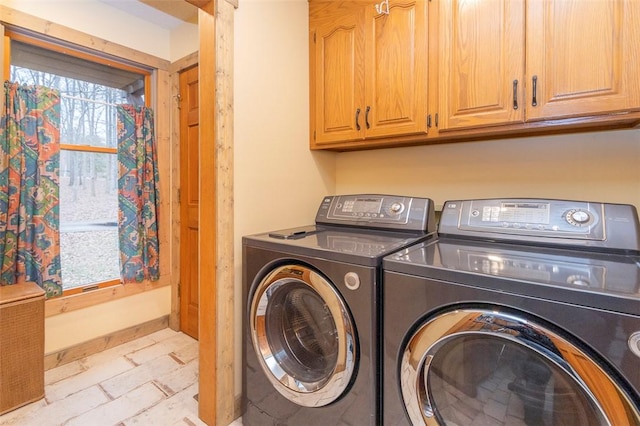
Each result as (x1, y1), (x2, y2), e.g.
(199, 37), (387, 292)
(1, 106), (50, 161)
(629, 332), (640, 359)
(567, 275), (590, 286)
(390, 202), (405, 214)
(344, 272), (360, 290)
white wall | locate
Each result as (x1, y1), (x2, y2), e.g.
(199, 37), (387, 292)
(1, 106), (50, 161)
(171, 20), (199, 62)
(45, 286), (171, 351)
(233, 0), (336, 395)
(336, 129), (640, 211)
(1, 0), (197, 62)
(1, 0), (173, 59)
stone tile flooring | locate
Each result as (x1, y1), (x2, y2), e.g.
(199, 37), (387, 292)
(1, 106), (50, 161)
(0, 328), (242, 426)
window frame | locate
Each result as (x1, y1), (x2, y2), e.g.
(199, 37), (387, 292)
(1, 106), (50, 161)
(6, 29), (153, 297)
(1, 21), (171, 314)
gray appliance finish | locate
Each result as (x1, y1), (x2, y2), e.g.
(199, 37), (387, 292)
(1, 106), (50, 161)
(382, 198), (640, 426)
(242, 194), (435, 425)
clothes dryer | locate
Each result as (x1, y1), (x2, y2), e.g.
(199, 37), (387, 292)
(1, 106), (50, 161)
(383, 198), (640, 425)
(243, 194), (436, 425)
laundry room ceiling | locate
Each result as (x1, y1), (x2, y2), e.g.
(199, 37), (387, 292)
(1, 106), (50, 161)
(98, 0), (198, 28)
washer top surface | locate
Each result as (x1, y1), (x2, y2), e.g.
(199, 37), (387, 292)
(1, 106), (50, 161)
(244, 225), (433, 267)
(243, 194), (436, 267)
(385, 198), (640, 316)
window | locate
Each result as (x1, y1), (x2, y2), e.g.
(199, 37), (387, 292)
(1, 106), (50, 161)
(7, 31), (152, 294)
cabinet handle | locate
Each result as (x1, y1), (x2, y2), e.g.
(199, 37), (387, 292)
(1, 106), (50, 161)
(513, 80), (518, 110)
(355, 108), (361, 131)
(365, 106), (371, 129)
(532, 75), (538, 107)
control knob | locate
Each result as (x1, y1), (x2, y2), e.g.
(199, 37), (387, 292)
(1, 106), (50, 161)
(565, 209), (591, 226)
(389, 202), (405, 215)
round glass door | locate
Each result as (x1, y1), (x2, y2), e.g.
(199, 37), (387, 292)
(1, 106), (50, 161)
(249, 264), (356, 407)
(400, 308), (640, 425)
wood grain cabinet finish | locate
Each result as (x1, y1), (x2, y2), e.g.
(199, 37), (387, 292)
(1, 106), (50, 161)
(438, 0), (525, 130)
(440, 0), (640, 132)
(310, 0), (640, 150)
(309, 0), (428, 148)
(525, 0), (640, 122)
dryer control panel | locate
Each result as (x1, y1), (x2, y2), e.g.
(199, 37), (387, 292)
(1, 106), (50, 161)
(440, 198), (640, 253)
(316, 194), (436, 233)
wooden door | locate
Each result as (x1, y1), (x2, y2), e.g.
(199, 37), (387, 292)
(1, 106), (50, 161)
(438, 0), (525, 131)
(310, 1), (365, 146)
(179, 65), (199, 340)
(526, 0), (640, 121)
(364, 0), (429, 139)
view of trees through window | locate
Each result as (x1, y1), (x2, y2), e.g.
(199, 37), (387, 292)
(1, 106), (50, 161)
(10, 62), (132, 290)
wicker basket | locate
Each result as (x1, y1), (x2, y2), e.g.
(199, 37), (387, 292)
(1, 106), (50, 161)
(0, 282), (45, 415)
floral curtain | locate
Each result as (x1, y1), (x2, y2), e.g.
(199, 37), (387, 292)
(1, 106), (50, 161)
(116, 104), (160, 283)
(0, 81), (63, 297)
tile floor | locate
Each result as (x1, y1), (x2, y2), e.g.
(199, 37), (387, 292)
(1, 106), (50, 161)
(0, 328), (243, 426)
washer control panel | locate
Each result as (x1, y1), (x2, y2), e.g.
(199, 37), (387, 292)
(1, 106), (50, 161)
(439, 198), (640, 253)
(316, 194), (436, 233)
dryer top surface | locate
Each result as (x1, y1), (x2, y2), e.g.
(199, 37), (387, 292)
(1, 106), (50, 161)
(384, 238), (640, 316)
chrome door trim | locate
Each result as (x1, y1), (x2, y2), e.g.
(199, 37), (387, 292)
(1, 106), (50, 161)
(400, 308), (640, 425)
(249, 264), (357, 407)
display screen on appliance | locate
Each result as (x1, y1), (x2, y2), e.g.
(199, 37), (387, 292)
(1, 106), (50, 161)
(351, 197), (383, 214)
(500, 202), (550, 224)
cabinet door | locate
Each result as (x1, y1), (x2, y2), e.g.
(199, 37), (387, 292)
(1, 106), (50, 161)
(364, 0), (429, 138)
(438, 0), (525, 131)
(526, 0), (640, 121)
(310, 2), (365, 145)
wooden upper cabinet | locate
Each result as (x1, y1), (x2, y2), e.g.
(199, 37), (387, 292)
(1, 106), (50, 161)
(310, 2), (365, 145)
(526, 0), (640, 121)
(310, 0), (640, 150)
(310, 0), (428, 147)
(438, 0), (525, 131)
(364, 0), (429, 139)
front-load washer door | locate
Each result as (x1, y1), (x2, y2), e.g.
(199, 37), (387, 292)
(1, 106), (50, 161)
(249, 264), (357, 407)
(400, 307), (640, 425)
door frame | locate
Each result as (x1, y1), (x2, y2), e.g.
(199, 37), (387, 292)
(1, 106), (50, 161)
(168, 1), (236, 424)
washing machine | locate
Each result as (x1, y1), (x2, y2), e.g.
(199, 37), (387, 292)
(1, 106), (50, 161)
(382, 198), (640, 425)
(243, 194), (436, 425)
